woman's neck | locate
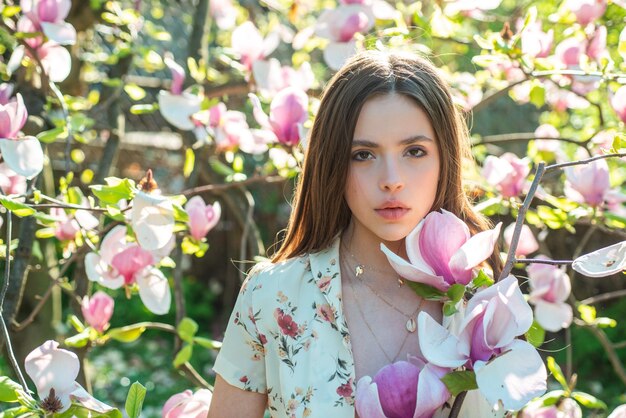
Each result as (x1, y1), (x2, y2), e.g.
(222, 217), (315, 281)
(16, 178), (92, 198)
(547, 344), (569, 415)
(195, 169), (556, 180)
(341, 221), (406, 278)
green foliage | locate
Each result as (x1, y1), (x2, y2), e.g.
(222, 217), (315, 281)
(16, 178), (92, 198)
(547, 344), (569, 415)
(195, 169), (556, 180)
(441, 371), (478, 396)
(125, 382), (147, 418)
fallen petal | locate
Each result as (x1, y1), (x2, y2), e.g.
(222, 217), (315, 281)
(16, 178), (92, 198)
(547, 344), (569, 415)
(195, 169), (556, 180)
(572, 241), (626, 277)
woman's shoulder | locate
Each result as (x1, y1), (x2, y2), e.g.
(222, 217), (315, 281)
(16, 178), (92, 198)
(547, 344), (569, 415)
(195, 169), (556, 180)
(243, 253), (312, 294)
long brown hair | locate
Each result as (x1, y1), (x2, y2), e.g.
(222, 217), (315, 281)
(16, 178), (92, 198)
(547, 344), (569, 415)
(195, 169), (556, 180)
(272, 50), (502, 276)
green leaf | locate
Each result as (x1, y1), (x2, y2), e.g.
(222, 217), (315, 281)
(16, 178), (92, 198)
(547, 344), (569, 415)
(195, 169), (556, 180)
(471, 270), (494, 288)
(0, 196), (36, 217)
(578, 304), (596, 324)
(405, 281), (446, 301)
(595, 317), (617, 328)
(125, 382), (147, 418)
(106, 324), (146, 343)
(36, 126), (67, 143)
(529, 82), (545, 108)
(64, 329), (91, 348)
(0, 406), (32, 418)
(536, 389), (567, 407)
(547, 356), (568, 390)
(443, 300), (458, 316)
(177, 317), (199, 343)
(90, 178), (135, 205)
(68, 315), (86, 332)
(194, 336), (222, 350)
(183, 148), (195, 178)
(210, 157), (235, 176)
(441, 371), (478, 396)
(446, 284), (465, 303)
(130, 104), (158, 115)
(570, 391), (607, 409)
(0, 376), (22, 402)
(1, 6), (21, 18)
(124, 83), (146, 101)
(526, 320), (545, 347)
(173, 344), (193, 367)
(172, 202), (189, 223)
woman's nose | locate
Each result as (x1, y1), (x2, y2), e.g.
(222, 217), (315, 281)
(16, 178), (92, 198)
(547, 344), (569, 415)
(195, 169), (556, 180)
(379, 160), (404, 192)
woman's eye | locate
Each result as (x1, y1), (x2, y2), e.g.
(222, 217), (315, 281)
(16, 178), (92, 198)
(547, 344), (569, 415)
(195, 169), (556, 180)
(407, 147), (426, 158)
(352, 150), (373, 161)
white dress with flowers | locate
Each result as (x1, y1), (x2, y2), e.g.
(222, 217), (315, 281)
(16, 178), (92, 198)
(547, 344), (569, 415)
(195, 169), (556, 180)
(213, 237), (504, 418)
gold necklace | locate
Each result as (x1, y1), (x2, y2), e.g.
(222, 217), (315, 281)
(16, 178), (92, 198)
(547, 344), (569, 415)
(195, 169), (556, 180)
(345, 263), (413, 363)
(341, 254), (424, 333)
(341, 242), (406, 287)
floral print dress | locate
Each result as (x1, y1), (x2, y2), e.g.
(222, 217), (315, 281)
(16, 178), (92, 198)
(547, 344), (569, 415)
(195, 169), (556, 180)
(213, 238), (357, 418)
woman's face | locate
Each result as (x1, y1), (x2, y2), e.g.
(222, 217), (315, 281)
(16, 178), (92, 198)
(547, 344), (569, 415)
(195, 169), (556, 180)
(345, 93), (440, 246)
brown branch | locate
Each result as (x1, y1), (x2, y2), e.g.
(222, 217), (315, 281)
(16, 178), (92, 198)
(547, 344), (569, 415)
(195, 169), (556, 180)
(475, 133), (588, 149)
(515, 258), (573, 265)
(579, 290), (626, 306)
(546, 153), (626, 172)
(181, 174), (286, 196)
(499, 162), (546, 281)
(448, 391), (467, 418)
(578, 321), (626, 386)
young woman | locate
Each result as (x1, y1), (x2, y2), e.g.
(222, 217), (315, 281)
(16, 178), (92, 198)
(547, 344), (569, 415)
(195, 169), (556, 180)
(208, 50), (501, 418)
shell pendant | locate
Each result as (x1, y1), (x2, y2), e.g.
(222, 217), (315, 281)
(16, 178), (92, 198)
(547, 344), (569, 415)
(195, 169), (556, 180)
(355, 264), (364, 277)
(406, 317), (417, 333)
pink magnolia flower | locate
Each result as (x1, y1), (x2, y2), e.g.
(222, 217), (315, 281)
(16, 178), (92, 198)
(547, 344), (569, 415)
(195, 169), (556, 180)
(50, 200), (99, 241)
(185, 196), (221, 241)
(612, 85), (626, 124)
(20, 0), (76, 45)
(158, 55), (202, 131)
(131, 190), (175, 252)
(565, 0), (607, 25)
(0, 93), (44, 178)
(381, 209), (502, 291)
(355, 359), (449, 418)
(162, 389), (213, 418)
(503, 223), (539, 257)
(418, 276), (547, 410)
(520, 398), (582, 418)
(249, 87), (309, 146)
(564, 158), (610, 206)
(252, 58), (314, 98)
(587, 25), (608, 62)
(192, 103), (255, 152)
(0, 163), (27, 195)
(209, 0), (236, 30)
(231, 21), (280, 71)
(85, 225), (172, 314)
(555, 37), (583, 68)
(81, 291), (114, 333)
(527, 259), (573, 332)
(315, 4), (374, 70)
(482, 152), (530, 198)
(0, 83), (14, 105)
(25, 340), (115, 414)
(521, 21), (553, 58)
(572, 241), (626, 277)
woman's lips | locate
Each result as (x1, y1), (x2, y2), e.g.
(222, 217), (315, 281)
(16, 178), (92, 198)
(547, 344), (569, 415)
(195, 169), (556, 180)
(375, 207), (410, 220)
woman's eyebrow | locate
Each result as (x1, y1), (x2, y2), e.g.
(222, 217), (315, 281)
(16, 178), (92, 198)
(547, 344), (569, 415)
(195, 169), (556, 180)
(352, 135), (434, 148)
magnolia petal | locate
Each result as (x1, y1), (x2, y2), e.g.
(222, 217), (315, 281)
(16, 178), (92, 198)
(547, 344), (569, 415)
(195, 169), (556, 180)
(131, 192), (175, 252)
(474, 339), (547, 411)
(418, 312), (468, 368)
(466, 276), (533, 338)
(85, 252), (124, 289)
(69, 383), (115, 413)
(100, 225), (129, 263)
(0, 136), (44, 179)
(381, 243), (449, 291)
(158, 91), (202, 131)
(248, 93), (272, 130)
(39, 43), (72, 82)
(452, 390), (504, 418)
(572, 241), (626, 278)
(608, 405), (626, 418)
(533, 300), (573, 332)
(449, 222), (502, 283)
(24, 340), (80, 408)
(355, 377), (387, 418)
(136, 268), (171, 315)
(404, 220), (438, 277)
(415, 364), (450, 418)
(323, 40), (357, 71)
(41, 21), (76, 45)
(74, 209), (99, 230)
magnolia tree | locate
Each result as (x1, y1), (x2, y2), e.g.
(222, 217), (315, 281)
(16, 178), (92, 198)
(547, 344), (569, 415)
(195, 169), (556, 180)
(0, 0), (625, 417)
